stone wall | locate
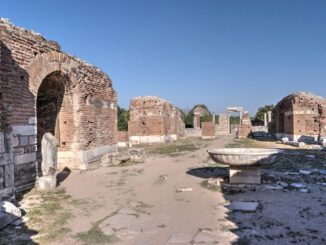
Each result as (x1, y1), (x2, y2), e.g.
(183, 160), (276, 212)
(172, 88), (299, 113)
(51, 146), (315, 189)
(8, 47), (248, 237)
(128, 96), (185, 144)
(201, 121), (216, 138)
(237, 111), (252, 138)
(0, 19), (118, 198)
(117, 131), (129, 147)
(270, 92), (326, 142)
(216, 114), (229, 135)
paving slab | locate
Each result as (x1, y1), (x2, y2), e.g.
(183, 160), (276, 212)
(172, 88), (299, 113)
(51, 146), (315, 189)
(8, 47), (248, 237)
(228, 201), (259, 211)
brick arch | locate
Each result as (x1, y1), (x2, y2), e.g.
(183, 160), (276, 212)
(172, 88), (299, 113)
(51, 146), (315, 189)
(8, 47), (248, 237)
(26, 51), (74, 96)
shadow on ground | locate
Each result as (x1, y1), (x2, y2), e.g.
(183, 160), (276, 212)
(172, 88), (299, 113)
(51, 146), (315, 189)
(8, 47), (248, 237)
(187, 146), (326, 245)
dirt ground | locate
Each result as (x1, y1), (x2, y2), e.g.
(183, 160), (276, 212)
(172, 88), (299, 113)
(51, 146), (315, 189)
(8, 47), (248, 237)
(1, 136), (326, 245)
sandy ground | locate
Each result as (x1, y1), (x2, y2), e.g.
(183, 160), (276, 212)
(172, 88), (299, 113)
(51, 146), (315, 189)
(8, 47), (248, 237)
(60, 137), (237, 245)
(1, 136), (326, 245)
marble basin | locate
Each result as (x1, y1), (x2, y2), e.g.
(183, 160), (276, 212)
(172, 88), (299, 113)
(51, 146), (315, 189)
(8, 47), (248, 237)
(207, 148), (283, 167)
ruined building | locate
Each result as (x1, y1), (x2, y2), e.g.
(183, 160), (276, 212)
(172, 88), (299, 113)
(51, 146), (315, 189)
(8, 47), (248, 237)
(0, 19), (117, 198)
(128, 96), (185, 144)
(270, 92), (326, 142)
(193, 106), (210, 129)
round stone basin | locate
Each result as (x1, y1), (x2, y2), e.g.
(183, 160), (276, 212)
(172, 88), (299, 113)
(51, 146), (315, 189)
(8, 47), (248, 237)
(207, 148), (283, 167)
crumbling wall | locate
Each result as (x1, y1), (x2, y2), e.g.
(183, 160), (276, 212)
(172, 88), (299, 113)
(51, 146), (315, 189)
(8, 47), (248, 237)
(270, 92), (326, 142)
(0, 18), (117, 198)
(128, 96), (185, 144)
(201, 121), (216, 138)
(237, 112), (252, 138)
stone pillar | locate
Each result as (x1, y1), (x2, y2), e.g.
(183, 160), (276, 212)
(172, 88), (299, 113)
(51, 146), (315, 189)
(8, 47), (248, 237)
(267, 111), (272, 123)
(264, 113), (267, 126)
(239, 111), (243, 124)
(212, 114), (215, 123)
(38, 133), (59, 192)
(193, 114), (201, 129)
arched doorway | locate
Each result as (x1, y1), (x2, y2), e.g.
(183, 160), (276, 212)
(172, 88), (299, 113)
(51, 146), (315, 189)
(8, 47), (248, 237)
(36, 71), (72, 174)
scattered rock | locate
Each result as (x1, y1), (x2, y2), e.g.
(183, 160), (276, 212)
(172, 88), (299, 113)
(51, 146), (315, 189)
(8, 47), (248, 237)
(0, 201), (22, 217)
(167, 233), (193, 243)
(281, 137), (289, 143)
(290, 183), (306, 188)
(101, 153), (131, 166)
(299, 170), (312, 175)
(277, 181), (289, 188)
(0, 212), (18, 229)
(264, 185), (283, 190)
(320, 138), (326, 147)
(319, 170), (326, 175)
(299, 188), (310, 193)
(128, 148), (145, 163)
(176, 188), (193, 193)
(228, 201), (259, 212)
(305, 155), (316, 159)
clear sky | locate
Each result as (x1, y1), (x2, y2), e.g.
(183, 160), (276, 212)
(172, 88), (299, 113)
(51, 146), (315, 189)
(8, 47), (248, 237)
(2, 0), (326, 115)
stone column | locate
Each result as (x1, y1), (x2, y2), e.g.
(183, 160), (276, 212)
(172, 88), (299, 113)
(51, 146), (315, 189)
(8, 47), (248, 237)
(267, 111), (272, 123)
(212, 114), (215, 123)
(239, 111), (243, 124)
(264, 113), (267, 126)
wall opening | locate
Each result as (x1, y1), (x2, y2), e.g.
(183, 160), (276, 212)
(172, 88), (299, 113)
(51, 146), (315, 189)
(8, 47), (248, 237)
(36, 71), (72, 174)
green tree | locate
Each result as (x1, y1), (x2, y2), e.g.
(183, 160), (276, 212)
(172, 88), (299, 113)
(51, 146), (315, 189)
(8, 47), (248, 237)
(252, 104), (274, 125)
(117, 106), (129, 131)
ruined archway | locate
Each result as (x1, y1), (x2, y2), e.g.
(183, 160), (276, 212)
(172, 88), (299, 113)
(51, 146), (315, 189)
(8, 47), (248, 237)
(36, 71), (73, 174)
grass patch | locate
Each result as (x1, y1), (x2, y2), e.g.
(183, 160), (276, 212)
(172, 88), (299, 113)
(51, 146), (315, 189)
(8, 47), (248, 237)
(226, 138), (262, 148)
(200, 179), (222, 192)
(25, 187), (74, 244)
(148, 142), (199, 157)
(76, 226), (118, 244)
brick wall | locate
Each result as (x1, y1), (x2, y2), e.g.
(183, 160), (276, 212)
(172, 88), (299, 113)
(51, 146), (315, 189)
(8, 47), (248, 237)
(201, 121), (216, 138)
(117, 131), (129, 142)
(0, 19), (118, 198)
(128, 96), (185, 143)
(270, 92), (326, 142)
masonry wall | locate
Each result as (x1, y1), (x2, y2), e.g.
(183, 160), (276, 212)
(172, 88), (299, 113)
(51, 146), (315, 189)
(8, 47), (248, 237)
(270, 92), (326, 142)
(0, 19), (118, 198)
(201, 121), (216, 138)
(128, 96), (185, 144)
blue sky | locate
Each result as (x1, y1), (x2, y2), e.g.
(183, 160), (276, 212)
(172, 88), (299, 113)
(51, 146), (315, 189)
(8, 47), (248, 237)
(2, 0), (326, 115)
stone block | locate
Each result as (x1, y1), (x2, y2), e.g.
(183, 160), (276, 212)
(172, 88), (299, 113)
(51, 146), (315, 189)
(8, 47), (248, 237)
(28, 136), (36, 145)
(128, 148), (145, 163)
(228, 201), (259, 212)
(19, 136), (29, 146)
(38, 176), (57, 191)
(229, 166), (261, 184)
(12, 125), (36, 136)
(4, 164), (14, 187)
(28, 117), (36, 125)
(13, 153), (36, 165)
(0, 212), (19, 229)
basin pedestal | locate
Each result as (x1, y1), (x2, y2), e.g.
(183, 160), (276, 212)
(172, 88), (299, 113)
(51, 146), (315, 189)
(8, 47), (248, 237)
(229, 166), (261, 184)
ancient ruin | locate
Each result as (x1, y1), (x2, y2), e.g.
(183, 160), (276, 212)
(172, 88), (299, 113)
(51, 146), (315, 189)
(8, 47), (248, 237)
(193, 105), (210, 129)
(215, 107), (252, 138)
(0, 19), (118, 198)
(270, 92), (326, 142)
(128, 96), (185, 144)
